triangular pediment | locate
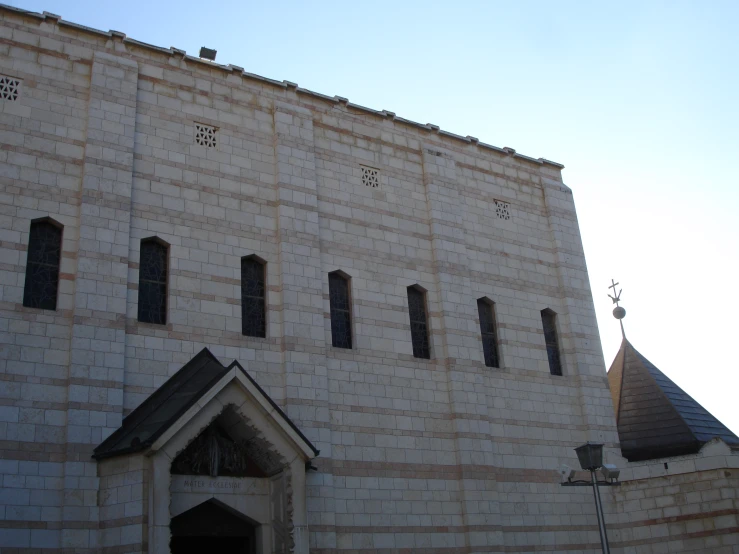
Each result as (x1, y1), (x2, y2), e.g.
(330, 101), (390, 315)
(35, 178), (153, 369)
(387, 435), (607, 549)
(171, 405), (285, 477)
(94, 348), (318, 462)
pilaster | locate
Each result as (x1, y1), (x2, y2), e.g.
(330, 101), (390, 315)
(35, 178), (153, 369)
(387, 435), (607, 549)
(63, 50), (138, 549)
(421, 146), (501, 552)
(272, 100), (334, 546)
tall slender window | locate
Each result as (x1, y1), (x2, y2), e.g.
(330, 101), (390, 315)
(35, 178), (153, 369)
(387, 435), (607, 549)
(138, 238), (168, 325)
(407, 286), (430, 359)
(477, 298), (499, 368)
(329, 272), (352, 349)
(541, 309), (562, 376)
(241, 256), (266, 338)
(23, 218), (62, 310)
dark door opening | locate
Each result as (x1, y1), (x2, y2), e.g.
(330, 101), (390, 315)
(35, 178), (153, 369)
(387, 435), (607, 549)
(170, 499), (257, 554)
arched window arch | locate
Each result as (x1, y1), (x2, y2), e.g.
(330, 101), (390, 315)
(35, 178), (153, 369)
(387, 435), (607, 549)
(477, 297), (499, 368)
(138, 237), (168, 325)
(241, 255), (266, 338)
(328, 271), (352, 349)
(23, 218), (63, 310)
(541, 308), (562, 376)
(407, 285), (430, 359)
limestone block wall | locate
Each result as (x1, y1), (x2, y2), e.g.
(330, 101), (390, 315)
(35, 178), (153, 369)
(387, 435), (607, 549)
(0, 10), (90, 552)
(606, 442), (739, 553)
(98, 455), (148, 554)
(3, 6), (732, 554)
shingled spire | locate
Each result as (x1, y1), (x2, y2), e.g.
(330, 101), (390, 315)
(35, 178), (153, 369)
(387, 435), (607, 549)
(607, 339), (739, 461)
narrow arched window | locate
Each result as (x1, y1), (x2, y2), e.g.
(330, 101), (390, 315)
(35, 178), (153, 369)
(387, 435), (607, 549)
(541, 308), (562, 376)
(241, 256), (266, 338)
(329, 271), (352, 349)
(477, 298), (499, 368)
(23, 219), (62, 310)
(407, 286), (430, 359)
(138, 238), (168, 325)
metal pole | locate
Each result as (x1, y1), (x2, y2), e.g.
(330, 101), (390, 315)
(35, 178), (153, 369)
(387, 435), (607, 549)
(591, 469), (610, 554)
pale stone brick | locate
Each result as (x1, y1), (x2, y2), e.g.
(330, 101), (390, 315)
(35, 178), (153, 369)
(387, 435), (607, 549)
(0, 8), (735, 554)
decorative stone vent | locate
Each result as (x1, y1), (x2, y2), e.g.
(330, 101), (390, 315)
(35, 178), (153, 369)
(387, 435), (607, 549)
(494, 200), (511, 220)
(361, 165), (379, 188)
(0, 76), (20, 101)
(194, 123), (217, 147)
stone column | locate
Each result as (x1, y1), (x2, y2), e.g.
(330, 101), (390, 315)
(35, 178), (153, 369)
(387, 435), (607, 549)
(290, 458), (309, 554)
(62, 50), (138, 549)
(149, 454), (170, 554)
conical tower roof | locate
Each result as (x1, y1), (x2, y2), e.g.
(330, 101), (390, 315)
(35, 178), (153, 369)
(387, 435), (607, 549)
(607, 339), (739, 461)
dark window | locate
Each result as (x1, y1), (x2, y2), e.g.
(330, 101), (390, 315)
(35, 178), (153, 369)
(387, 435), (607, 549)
(241, 256), (266, 338)
(23, 219), (62, 310)
(477, 299), (499, 368)
(541, 309), (562, 376)
(138, 239), (168, 325)
(407, 286), (430, 359)
(329, 272), (352, 349)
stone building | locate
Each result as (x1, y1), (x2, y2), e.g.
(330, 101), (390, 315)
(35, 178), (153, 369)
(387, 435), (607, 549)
(0, 4), (737, 553)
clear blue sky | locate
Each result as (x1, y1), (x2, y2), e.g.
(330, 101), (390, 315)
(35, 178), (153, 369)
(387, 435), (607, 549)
(11, 0), (739, 435)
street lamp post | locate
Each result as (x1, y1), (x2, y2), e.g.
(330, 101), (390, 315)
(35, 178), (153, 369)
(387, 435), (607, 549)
(574, 442), (610, 554)
(560, 443), (620, 553)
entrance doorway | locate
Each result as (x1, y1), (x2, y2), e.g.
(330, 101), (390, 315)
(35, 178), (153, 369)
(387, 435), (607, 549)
(170, 499), (257, 554)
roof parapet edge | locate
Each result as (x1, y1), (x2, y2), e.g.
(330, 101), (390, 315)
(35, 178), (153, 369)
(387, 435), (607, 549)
(477, 141), (507, 155)
(346, 102), (384, 116)
(296, 88), (335, 102)
(243, 72), (288, 88)
(183, 53), (218, 67)
(540, 158), (565, 169)
(0, 2), (565, 170)
(58, 19), (113, 38)
(0, 3), (44, 20)
(392, 115), (430, 132)
(514, 152), (543, 165)
(439, 129), (471, 142)
(123, 37), (172, 54)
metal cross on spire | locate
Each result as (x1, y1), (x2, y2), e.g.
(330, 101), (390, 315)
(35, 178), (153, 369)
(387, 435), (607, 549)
(608, 279), (626, 338)
(608, 279), (621, 306)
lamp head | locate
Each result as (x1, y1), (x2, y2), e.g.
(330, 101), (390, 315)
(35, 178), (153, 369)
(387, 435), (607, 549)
(575, 442), (604, 471)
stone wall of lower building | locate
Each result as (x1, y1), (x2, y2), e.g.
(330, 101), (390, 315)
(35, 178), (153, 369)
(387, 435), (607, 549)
(614, 469), (738, 553)
(604, 442), (739, 553)
(0, 6), (734, 554)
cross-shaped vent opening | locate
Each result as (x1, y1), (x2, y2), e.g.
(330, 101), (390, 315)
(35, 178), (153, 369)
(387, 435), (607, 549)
(195, 123), (217, 148)
(361, 165), (379, 188)
(0, 76), (20, 101)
